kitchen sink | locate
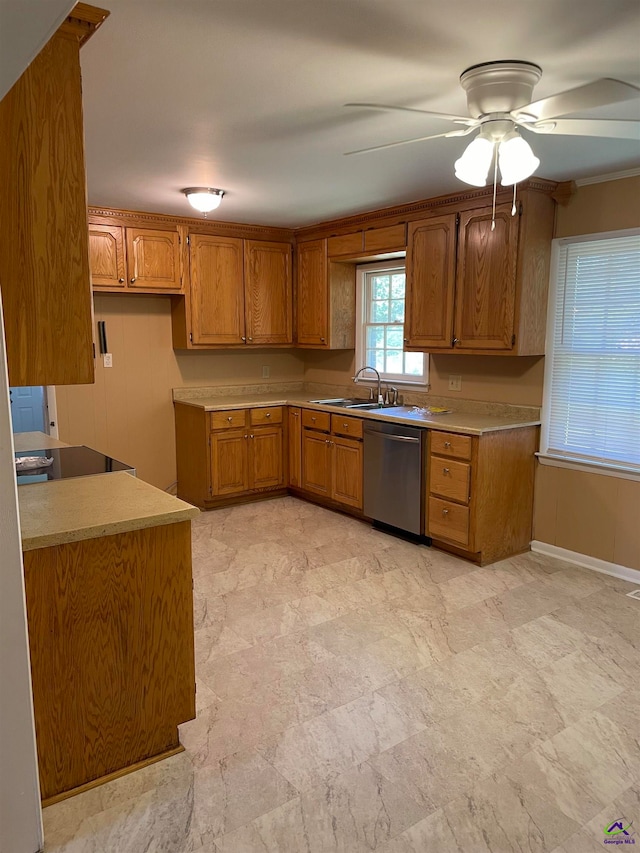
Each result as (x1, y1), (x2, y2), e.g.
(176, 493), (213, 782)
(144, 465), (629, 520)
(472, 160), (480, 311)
(309, 397), (385, 410)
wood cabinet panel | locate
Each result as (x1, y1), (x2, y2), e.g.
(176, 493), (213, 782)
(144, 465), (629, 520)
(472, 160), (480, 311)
(89, 224), (126, 287)
(250, 406), (283, 426)
(210, 409), (248, 430)
(428, 497), (470, 546)
(250, 426), (284, 489)
(332, 436), (363, 509)
(364, 224), (406, 254)
(125, 228), (181, 291)
(301, 430), (331, 496)
(0, 31), (94, 386)
(405, 215), (457, 349)
(244, 240), (292, 344)
(327, 232), (363, 257)
(296, 239), (328, 345)
(331, 414), (363, 439)
(301, 408), (331, 431)
(430, 430), (472, 460)
(24, 521), (195, 802)
(190, 235), (245, 345)
(429, 457), (471, 504)
(455, 205), (519, 350)
(211, 430), (249, 494)
(288, 407), (302, 488)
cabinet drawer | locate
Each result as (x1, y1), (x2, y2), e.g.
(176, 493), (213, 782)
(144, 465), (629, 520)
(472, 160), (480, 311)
(364, 224), (406, 253)
(210, 409), (248, 430)
(327, 232), (363, 257)
(429, 457), (470, 504)
(331, 414), (363, 439)
(302, 409), (331, 432)
(430, 431), (472, 460)
(428, 497), (470, 547)
(250, 406), (283, 426)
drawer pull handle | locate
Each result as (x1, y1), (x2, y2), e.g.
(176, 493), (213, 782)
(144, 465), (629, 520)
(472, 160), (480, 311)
(118, 277), (125, 283)
(266, 412), (271, 418)
(130, 277), (136, 283)
(443, 467), (450, 474)
(343, 422), (348, 428)
(244, 434), (248, 439)
(311, 416), (316, 422)
(444, 441), (451, 448)
(227, 416), (233, 422)
(442, 508), (449, 516)
(250, 434), (254, 439)
(292, 412), (299, 417)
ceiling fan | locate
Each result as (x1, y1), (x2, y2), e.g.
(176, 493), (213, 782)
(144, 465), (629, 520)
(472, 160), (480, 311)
(345, 60), (640, 188)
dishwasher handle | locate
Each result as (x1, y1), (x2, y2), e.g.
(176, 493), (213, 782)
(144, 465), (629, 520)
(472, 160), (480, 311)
(363, 428), (421, 444)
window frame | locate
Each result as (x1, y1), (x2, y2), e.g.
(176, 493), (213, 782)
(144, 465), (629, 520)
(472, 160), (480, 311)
(355, 260), (428, 387)
(540, 226), (640, 480)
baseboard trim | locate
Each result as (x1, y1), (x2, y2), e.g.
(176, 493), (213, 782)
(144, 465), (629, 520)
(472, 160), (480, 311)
(530, 541), (640, 585)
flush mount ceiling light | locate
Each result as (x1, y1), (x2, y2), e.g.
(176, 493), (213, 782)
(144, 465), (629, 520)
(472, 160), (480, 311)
(182, 187), (225, 215)
(454, 121), (540, 188)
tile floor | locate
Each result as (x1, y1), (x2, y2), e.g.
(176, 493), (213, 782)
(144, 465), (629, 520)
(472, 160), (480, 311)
(44, 497), (640, 852)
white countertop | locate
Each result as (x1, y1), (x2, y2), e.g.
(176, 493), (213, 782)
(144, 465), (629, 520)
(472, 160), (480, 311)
(174, 393), (540, 435)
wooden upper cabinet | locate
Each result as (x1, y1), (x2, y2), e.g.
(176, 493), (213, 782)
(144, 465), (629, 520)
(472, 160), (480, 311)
(327, 232), (363, 258)
(295, 239), (355, 349)
(405, 214), (457, 349)
(190, 235), (245, 345)
(126, 228), (181, 290)
(89, 224), (126, 288)
(455, 205), (519, 350)
(0, 23), (103, 386)
(296, 239), (329, 345)
(244, 240), (292, 344)
(404, 189), (555, 355)
(363, 224), (406, 254)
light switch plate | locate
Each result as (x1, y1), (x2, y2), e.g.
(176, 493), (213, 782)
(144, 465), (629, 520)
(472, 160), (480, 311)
(448, 374), (462, 391)
(262, 365), (270, 378)
(103, 353), (113, 368)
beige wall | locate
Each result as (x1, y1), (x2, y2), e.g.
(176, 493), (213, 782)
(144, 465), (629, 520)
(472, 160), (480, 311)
(56, 295), (304, 489)
(533, 175), (640, 571)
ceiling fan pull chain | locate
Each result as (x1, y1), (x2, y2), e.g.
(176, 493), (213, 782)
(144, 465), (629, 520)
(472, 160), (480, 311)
(491, 147), (498, 231)
(512, 183), (517, 216)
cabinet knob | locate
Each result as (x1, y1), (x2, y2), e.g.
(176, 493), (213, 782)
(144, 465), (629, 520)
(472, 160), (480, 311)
(452, 338), (459, 346)
(248, 337), (253, 342)
(265, 412), (271, 418)
(311, 416), (316, 422)
(343, 423), (348, 428)
(227, 416), (233, 422)
(292, 411), (299, 417)
(442, 508), (449, 517)
(118, 277), (125, 283)
(241, 336), (246, 342)
(443, 467), (450, 474)
(320, 337), (326, 343)
(404, 338), (409, 343)
(244, 434), (248, 439)
(250, 434), (254, 439)
(130, 277), (136, 283)
(444, 441), (451, 448)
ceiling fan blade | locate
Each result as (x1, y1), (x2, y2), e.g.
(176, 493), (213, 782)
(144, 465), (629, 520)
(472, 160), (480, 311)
(513, 78), (640, 122)
(345, 102), (478, 126)
(344, 125), (475, 156)
(528, 117), (640, 140)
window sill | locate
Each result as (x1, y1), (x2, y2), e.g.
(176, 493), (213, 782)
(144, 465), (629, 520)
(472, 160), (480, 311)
(536, 452), (640, 482)
(354, 379), (430, 390)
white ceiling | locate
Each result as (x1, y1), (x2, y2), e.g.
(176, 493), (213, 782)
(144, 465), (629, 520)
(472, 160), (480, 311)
(79, 0), (640, 227)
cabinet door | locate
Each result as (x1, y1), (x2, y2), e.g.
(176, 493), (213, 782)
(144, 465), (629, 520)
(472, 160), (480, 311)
(405, 215), (457, 349)
(0, 32), (94, 386)
(89, 224), (126, 288)
(296, 240), (328, 345)
(210, 430), (249, 495)
(125, 228), (181, 290)
(288, 407), (302, 487)
(331, 436), (363, 509)
(190, 235), (245, 345)
(249, 426), (284, 489)
(301, 429), (331, 496)
(244, 241), (292, 344)
(454, 205), (519, 350)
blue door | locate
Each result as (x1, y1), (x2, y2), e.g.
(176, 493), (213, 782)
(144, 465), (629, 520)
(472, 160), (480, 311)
(10, 386), (46, 433)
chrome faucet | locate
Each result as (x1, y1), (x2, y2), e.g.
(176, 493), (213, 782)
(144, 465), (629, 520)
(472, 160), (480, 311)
(352, 365), (382, 405)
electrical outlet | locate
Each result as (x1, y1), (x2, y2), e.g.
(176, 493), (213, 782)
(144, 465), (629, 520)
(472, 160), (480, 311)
(262, 365), (270, 378)
(103, 353), (113, 368)
(448, 374), (461, 391)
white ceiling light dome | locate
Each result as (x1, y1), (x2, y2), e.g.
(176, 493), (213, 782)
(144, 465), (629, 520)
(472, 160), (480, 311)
(182, 187), (225, 214)
(498, 130), (540, 185)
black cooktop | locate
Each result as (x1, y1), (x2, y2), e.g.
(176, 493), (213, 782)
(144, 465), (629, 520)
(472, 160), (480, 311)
(15, 445), (134, 485)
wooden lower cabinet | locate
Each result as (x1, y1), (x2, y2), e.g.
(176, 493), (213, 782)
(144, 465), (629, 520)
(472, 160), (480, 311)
(288, 407), (302, 487)
(175, 403), (285, 508)
(299, 411), (363, 510)
(426, 427), (539, 565)
(23, 521), (195, 803)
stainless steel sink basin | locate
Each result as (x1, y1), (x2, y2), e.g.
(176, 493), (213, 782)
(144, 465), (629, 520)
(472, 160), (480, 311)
(309, 397), (384, 410)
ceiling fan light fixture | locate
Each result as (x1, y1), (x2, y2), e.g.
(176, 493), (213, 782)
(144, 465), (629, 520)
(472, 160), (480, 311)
(497, 132), (540, 185)
(454, 135), (495, 187)
(182, 187), (225, 213)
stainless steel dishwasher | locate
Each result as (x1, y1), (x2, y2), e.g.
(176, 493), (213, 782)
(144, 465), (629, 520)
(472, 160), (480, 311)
(363, 421), (425, 536)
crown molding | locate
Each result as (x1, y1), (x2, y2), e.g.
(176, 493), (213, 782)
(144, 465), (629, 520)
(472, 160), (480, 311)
(575, 168), (640, 187)
(58, 3), (109, 47)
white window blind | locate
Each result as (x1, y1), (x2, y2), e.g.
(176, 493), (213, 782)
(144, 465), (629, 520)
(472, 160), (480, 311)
(544, 230), (640, 470)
